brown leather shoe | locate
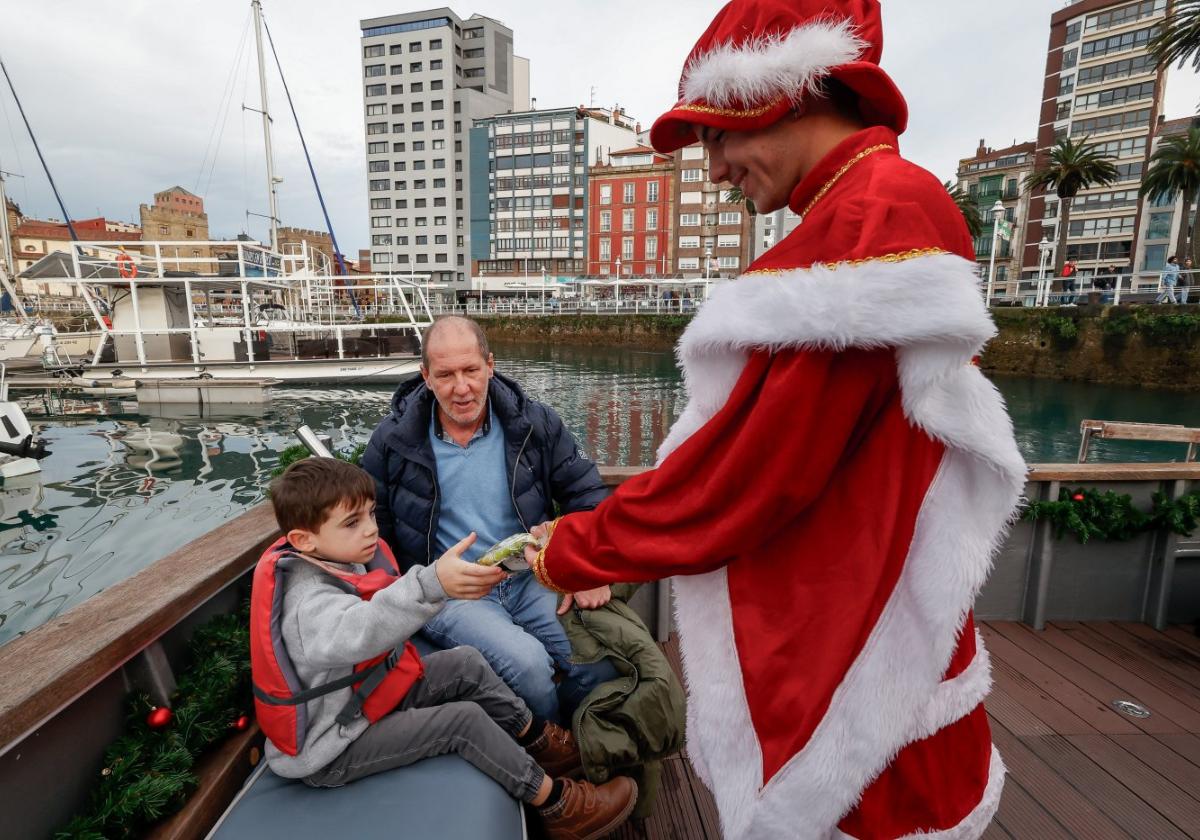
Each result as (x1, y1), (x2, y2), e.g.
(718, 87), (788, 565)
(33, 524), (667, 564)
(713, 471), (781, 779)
(526, 721), (584, 779)
(539, 776), (638, 840)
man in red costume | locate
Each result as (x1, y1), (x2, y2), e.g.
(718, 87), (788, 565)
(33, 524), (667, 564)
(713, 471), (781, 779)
(528, 1), (1026, 838)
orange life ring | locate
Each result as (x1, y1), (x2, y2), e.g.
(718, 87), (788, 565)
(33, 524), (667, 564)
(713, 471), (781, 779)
(116, 252), (137, 279)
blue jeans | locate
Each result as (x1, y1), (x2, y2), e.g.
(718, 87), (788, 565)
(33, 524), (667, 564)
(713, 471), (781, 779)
(422, 570), (618, 723)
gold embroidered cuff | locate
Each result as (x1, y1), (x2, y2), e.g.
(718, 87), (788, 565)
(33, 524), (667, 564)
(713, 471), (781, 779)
(531, 519), (568, 593)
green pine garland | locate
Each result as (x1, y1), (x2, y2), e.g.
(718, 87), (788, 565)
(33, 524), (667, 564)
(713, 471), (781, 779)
(57, 609), (252, 839)
(271, 442), (366, 478)
(1022, 486), (1200, 544)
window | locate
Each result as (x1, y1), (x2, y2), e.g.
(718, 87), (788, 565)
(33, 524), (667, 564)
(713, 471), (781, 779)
(434, 216), (447, 226)
(718, 234), (741, 248)
(1077, 54), (1156, 87)
(410, 82), (423, 93)
(409, 41), (422, 52)
(1056, 101), (1072, 121)
(390, 64), (403, 74)
(412, 102), (424, 113)
(464, 47), (485, 58)
(718, 256), (739, 269)
(646, 209), (658, 230)
(431, 80), (443, 91)
(394, 142), (406, 153)
(365, 84), (386, 97)
(365, 44), (385, 58)
(624, 183), (635, 203)
(718, 211), (742, 225)
(410, 62), (423, 72)
(1067, 215), (1135, 237)
(372, 252), (391, 264)
(681, 168), (703, 182)
(1092, 136), (1146, 158)
(369, 160), (390, 172)
(431, 59), (443, 70)
(622, 237), (634, 260)
(371, 215), (391, 228)
(370, 198), (391, 210)
(680, 213), (701, 226)
(434, 177), (446, 187)
(366, 103), (387, 116)
(1085, 1), (1166, 34)
(1072, 188), (1139, 212)
(1074, 81), (1155, 112)
(1147, 211), (1173, 240)
(1144, 243), (1168, 271)
(1080, 23), (1160, 61)
(430, 38), (443, 49)
(599, 211), (611, 232)
(645, 238), (658, 261)
(365, 64), (386, 77)
(647, 181), (659, 203)
(371, 234), (392, 245)
(395, 217), (408, 227)
(679, 235), (700, 249)
(600, 185), (611, 205)
(390, 45), (403, 55)
(431, 99), (444, 111)
(413, 140), (426, 151)
(412, 121), (425, 132)
(362, 17), (452, 38)
(394, 179), (407, 190)
(158, 225), (169, 234)
(1070, 107), (1150, 137)
(599, 239), (611, 261)
(1058, 75), (1074, 96)
(680, 190), (702, 204)
(414, 179), (426, 189)
(369, 178), (390, 191)
(1065, 22), (1081, 43)
(368, 141), (387, 154)
(432, 119), (445, 130)
(432, 139), (445, 150)
(678, 257), (700, 270)
(1062, 48), (1078, 70)
(622, 209), (635, 230)
(433, 158), (445, 169)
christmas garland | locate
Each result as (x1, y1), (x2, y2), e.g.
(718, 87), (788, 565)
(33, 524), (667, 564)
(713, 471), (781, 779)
(1022, 486), (1200, 544)
(271, 442), (366, 477)
(58, 608), (252, 839)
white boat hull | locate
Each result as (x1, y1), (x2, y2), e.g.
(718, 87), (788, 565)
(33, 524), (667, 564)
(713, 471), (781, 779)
(0, 337), (38, 361)
(65, 356), (422, 384)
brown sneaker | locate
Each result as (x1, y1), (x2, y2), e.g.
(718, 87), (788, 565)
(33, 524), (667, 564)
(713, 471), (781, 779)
(539, 776), (638, 840)
(526, 721), (584, 779)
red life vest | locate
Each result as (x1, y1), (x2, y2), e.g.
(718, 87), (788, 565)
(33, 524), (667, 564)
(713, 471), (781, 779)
(250, 536), (425, 756)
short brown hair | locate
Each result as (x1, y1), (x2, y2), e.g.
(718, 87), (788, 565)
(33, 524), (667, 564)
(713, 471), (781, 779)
(270, 458), (375, 534)
(421, 315), (490, 369)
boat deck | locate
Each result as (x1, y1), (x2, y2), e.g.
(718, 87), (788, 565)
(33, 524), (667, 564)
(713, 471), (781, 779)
(615, 622), (1200, 840)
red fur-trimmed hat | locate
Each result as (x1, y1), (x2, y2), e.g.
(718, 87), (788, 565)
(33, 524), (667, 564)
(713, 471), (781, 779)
(649, 0), (908, 153)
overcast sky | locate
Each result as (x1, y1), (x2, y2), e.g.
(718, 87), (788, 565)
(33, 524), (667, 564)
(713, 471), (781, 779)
(2, 0), (1199, 255)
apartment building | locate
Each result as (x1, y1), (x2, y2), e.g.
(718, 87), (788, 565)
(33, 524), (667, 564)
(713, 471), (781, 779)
(586, 145), (675, 276)
(672, 143), (753, 278)
(469, 106), (638, 279)
(360, 8), (529, 300)
(957, 140), (1036, 297)
(1023, 0), (1169, 281)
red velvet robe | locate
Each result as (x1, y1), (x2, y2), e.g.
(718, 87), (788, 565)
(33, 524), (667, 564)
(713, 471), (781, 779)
(533, 127), (1026, 839)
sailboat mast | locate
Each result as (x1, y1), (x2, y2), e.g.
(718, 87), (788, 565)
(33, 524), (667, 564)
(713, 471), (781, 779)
(252, 0), (280, 251)
(0, 170), (15, 278)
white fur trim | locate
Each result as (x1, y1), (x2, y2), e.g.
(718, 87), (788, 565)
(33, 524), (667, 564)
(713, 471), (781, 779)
(832, 746), (1006, 840)
(665, 254), (1025, 839)
(681, 18), (866, 108)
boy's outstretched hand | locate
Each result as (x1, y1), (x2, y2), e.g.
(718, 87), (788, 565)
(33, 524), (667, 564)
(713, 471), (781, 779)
(435, 533), (505, 599)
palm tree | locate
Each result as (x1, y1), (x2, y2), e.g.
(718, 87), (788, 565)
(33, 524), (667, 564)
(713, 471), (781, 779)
(945, 181), (983, 239)
(1150, 0), (1200, 70)
(724, 186), (757, 216)
(1140, 125), (1200, 266)
(1024, 136), (1119, 275)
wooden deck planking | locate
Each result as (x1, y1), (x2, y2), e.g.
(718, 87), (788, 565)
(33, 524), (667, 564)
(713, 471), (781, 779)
(638, 624), (1200, 839)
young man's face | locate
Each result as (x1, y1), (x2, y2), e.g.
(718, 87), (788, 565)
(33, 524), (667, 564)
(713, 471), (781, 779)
(696, 117), (808, 215)
(290, 499), (379, 565)
(421, 327), (494, 432)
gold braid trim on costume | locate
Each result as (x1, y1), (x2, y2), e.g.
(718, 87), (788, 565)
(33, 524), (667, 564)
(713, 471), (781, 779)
(530, 518), (569, 593)
(741, 247), (951, 276)
(800, 143), (893, 218)
(674, 98), (786, 118)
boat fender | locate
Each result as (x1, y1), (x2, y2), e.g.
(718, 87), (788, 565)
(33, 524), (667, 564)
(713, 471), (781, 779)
(249, 537), (424, 756)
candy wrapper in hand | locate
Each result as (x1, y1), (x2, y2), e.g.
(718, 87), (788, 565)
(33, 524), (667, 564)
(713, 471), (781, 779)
(477, 532), (542, 572)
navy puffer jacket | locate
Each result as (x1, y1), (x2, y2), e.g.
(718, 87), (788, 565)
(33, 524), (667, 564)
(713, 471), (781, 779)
(361, 371), (608, 571)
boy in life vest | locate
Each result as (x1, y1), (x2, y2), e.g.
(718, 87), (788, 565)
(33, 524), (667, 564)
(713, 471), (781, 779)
(253, 458), (637, 839)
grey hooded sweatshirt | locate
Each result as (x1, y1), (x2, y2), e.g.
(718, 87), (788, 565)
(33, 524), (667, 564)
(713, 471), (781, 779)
(264, 559), (447, 779)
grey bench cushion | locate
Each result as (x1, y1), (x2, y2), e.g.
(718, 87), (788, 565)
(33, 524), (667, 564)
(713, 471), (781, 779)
(210, 754), (525, 840)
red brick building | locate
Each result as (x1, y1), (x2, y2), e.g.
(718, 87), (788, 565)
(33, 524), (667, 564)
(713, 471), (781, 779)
(586, 146), (675, 276)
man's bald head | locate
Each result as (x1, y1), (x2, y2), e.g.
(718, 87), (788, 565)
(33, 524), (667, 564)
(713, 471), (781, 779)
(421, 316), (491, 369)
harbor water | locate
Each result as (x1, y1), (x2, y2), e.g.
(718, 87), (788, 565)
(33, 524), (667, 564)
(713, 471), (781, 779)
(0, 339), (1194, 646)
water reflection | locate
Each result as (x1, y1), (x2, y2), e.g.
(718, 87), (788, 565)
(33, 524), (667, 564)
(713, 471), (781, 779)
(0, 342), (1193, 646)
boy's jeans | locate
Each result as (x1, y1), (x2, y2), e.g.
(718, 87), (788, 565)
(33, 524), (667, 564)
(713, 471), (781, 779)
(1157, 280), (1178, 304)
(423, 570), (619, 723)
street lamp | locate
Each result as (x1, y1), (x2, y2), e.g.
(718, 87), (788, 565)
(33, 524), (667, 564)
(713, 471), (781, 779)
(985, 200), (1004, 306)
(615, 258), (622, 308)
(1037, 237), (1053, 307)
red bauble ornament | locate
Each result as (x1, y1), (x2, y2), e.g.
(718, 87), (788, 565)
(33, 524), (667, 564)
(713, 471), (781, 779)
(1072, 493), (1085, 502)
(146, 706), (173, 730)
(233, 715), (249, 731)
